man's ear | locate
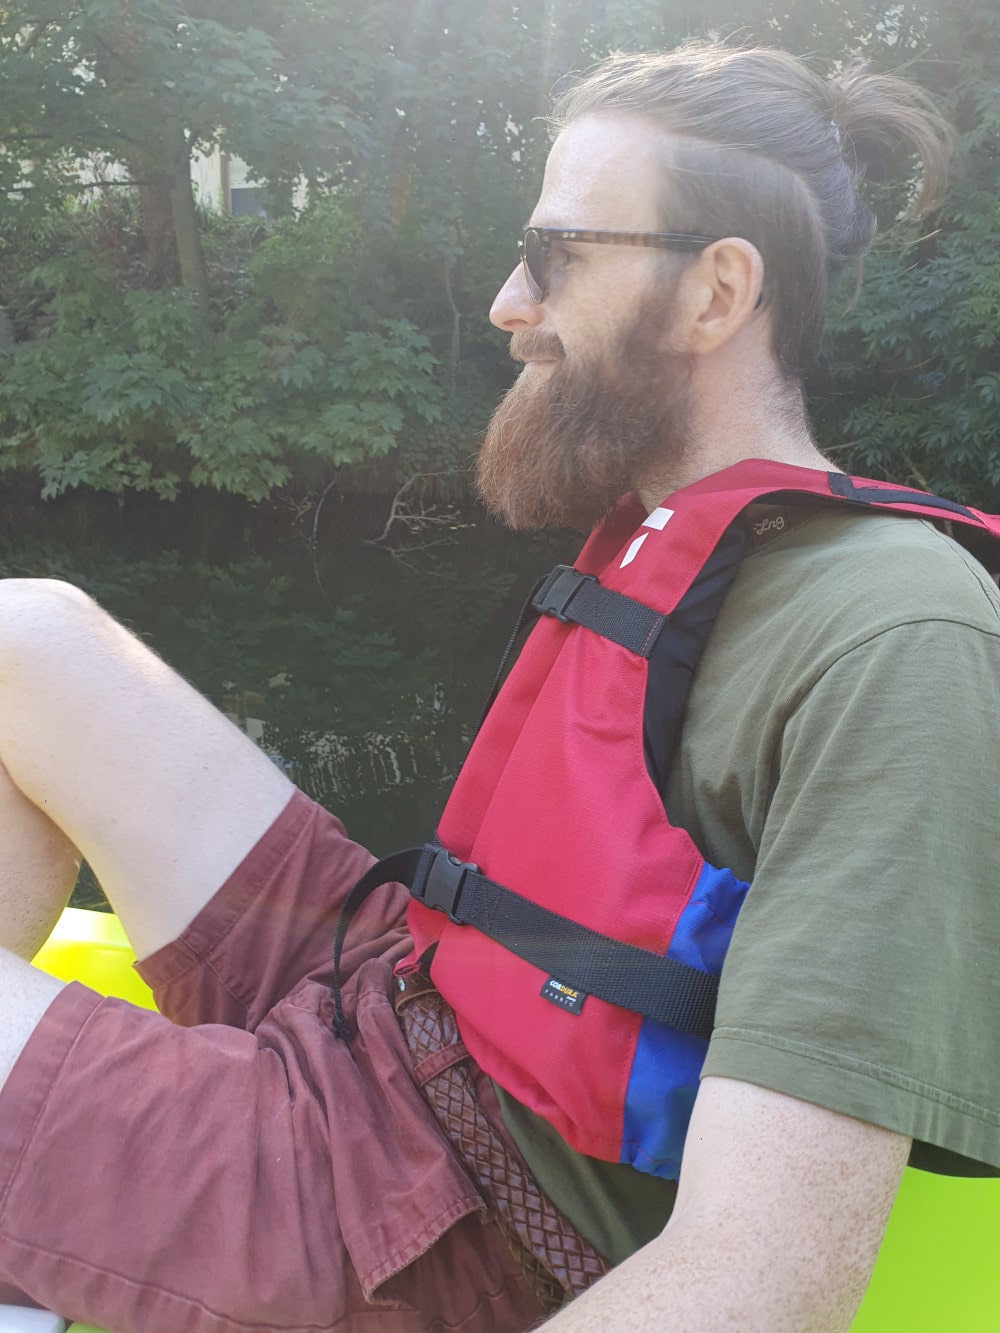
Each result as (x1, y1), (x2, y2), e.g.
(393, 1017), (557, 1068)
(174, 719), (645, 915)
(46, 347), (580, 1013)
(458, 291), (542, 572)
(672, 238), (764, 357)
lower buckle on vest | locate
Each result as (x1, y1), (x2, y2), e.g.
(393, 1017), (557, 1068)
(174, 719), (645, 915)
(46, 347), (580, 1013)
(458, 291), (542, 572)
(419, 847), (477, 923)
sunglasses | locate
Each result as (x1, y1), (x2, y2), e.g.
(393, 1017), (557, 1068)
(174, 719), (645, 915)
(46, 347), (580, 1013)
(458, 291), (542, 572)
(518, 226), (718, 304)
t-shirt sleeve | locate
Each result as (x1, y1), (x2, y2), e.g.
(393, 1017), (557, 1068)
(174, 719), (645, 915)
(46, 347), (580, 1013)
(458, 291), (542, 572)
(702, 616), (1000, 1172)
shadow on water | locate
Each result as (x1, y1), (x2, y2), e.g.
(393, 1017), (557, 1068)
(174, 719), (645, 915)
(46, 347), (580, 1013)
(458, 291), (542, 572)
(0, 487), (576, 909)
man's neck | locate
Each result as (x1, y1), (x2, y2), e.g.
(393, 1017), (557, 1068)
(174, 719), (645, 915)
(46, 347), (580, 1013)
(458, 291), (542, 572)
(635, 357), (834, 511)
(636, 433), (834, 511)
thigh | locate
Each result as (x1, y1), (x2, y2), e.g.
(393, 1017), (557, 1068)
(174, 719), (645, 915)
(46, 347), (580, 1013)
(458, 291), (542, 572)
(0, 963), (545, 1333)
(0, 579), (295, 959)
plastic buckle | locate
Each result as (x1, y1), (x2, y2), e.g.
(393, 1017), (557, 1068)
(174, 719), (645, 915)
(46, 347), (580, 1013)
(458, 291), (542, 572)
(532, 566), (595, 623)
(419, 848), (477, 923)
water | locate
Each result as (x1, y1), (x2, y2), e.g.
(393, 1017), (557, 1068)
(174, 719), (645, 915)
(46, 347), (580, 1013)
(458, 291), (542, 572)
(0, 492), (576, 908)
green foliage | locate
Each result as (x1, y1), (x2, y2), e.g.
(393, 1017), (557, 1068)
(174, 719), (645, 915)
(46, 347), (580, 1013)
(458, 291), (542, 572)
(0, 0), (996, 505)
(0, 0), (364, 202)
(0, 247), (208, 497)
(811, 0), (1000, 506)
(816, 203), (1000, 504)
(0, 0), (537, 499)
(0, 197), (446, 497)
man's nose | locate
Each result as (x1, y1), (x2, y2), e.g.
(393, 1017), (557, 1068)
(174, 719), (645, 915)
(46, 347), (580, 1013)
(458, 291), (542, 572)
(489, 265), (544, 332)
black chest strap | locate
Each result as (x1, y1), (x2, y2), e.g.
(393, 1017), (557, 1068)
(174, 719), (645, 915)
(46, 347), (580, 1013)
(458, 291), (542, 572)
(331, 844), (719, 1042)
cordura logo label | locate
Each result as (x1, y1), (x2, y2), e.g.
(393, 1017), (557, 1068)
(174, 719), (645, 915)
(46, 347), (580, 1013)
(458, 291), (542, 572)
(540, 977), (587, 1015)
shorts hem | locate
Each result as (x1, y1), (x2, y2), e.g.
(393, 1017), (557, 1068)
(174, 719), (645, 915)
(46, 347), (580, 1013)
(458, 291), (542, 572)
(136, 788), (315, 996)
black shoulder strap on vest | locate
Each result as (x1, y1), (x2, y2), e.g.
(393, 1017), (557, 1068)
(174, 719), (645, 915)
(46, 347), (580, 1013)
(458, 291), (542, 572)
(470, 561), (672, 740)
(827, 472), (977, 518)
(643, 521), (745, 794)
(331, 525), (746, 1042)
(532, 565), (668, 657)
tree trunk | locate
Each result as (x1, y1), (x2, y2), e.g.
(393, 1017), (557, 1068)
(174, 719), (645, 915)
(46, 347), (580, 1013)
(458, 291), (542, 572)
(124, 148), (178, 287)
(104, 1), (207, 309)
(164, 116), (210, 315)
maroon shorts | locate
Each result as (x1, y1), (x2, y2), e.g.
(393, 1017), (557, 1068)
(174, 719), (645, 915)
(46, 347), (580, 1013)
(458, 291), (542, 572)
(0, 790), (548, 1332)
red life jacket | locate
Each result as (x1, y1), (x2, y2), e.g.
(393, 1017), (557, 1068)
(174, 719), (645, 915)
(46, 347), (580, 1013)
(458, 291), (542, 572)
(336, 461), (1000, 1179)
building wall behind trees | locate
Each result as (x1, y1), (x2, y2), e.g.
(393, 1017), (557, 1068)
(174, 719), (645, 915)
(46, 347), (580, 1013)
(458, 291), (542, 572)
(0, 0), (996, 512)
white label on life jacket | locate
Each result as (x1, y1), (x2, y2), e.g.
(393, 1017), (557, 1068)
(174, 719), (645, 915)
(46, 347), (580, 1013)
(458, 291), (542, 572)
(643, 506), (675, 531)
(621, 507), (674, 568)
(620, 534), (648, 568)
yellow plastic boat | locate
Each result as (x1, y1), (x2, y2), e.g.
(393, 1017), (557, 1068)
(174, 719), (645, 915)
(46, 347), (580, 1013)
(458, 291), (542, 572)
(11, 908), (999, 1332)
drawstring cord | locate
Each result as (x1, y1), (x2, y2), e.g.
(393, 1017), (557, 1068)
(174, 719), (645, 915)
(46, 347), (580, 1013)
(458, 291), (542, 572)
(470, 574), (545, 739)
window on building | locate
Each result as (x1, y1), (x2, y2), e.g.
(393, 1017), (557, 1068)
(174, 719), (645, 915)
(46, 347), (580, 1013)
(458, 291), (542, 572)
(229, 187), (271, 218)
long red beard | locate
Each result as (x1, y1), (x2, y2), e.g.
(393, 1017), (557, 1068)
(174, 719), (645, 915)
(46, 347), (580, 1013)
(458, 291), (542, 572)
(477, 314), (692, 532)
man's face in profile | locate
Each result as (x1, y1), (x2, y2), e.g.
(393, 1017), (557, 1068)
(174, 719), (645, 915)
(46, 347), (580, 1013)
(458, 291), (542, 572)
(477, 115), (694, 532)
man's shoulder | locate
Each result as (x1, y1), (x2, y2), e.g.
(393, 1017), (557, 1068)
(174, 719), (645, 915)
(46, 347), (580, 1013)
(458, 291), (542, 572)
(745, 506), (1000, 638)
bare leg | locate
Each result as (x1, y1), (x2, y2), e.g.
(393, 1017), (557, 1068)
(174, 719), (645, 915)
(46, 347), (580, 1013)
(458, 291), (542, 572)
(0, 951), (63, 1086)
(0, 751), (82, 1117)
(0, 577), (296, 1082)
(0, 762), (80, 961)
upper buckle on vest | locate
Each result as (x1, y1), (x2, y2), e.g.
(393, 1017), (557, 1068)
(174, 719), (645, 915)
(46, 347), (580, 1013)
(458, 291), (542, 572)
(417, 846), (477, 923)
(532, 565), (596, 622)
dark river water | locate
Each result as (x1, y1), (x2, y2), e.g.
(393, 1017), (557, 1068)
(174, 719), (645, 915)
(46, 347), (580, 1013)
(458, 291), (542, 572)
(0, 489), (576, 909)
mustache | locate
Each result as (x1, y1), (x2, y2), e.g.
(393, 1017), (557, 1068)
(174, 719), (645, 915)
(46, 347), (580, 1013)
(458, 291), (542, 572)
(508, 330), (565, 363)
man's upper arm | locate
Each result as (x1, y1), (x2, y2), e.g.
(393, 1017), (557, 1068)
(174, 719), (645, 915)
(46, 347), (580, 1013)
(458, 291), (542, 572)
(544, 1074), (909, 1332)
(669, 1076), (909, 1327)
(693, 605), (1000, 1172)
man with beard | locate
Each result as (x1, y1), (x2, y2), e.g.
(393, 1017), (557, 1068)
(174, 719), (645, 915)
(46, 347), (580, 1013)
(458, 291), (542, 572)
(1, 40), (999, 1333)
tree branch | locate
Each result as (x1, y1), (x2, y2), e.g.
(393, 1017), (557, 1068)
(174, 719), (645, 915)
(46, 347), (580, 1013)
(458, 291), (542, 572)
(3, 177), (155, 194)
(443, 251), (461, 384)
(19, 21), (52, 54)
(366, 472), (461, 547)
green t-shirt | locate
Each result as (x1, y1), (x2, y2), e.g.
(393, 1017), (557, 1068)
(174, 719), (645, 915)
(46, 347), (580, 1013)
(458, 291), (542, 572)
(498, 505), (1000, 1264)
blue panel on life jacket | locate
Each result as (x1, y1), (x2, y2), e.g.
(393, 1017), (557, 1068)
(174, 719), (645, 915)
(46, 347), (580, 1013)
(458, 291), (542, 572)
(620, 1019), (705, 1177)
(668, 860), (751, 973)
(620, 861), (750, 1177)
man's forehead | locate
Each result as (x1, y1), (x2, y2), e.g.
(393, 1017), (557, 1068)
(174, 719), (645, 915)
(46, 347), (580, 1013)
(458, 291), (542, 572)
(530, 114), (670, 231)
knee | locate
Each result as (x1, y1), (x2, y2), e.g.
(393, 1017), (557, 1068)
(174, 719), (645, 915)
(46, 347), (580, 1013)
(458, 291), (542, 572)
(0, 578), (110, 674)
(0, 576), (101, 622)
